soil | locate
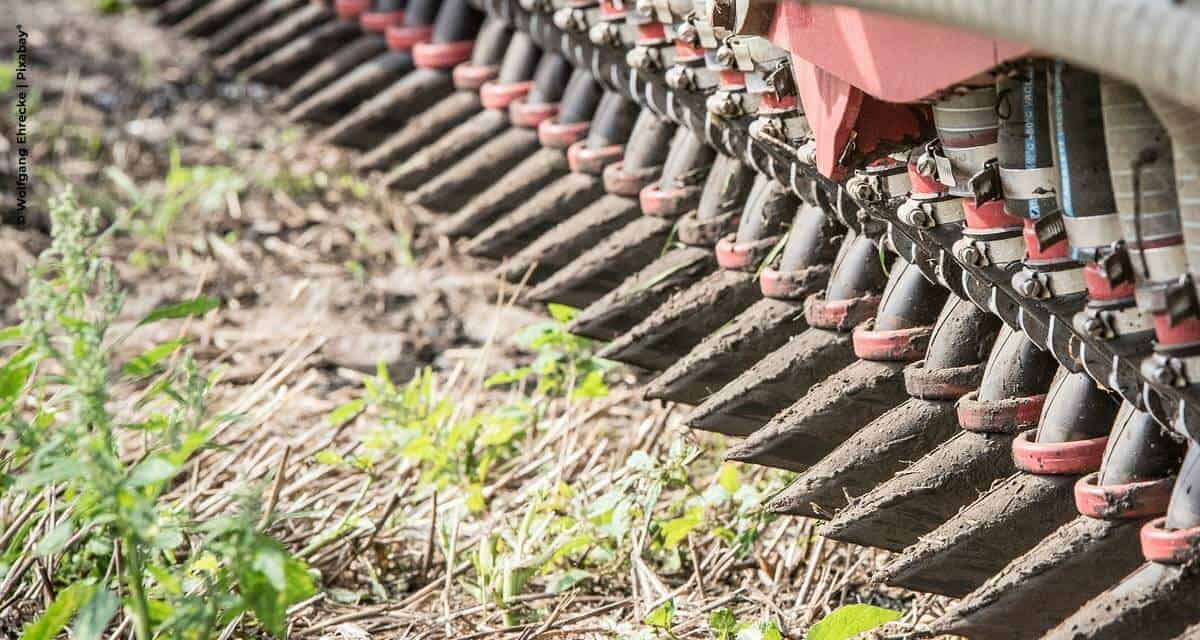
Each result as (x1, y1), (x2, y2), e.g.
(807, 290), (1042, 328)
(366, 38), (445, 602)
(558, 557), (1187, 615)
(0, 1), (957, 636)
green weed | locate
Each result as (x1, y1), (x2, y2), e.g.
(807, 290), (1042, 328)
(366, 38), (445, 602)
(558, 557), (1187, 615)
(3, 193), (313, 639)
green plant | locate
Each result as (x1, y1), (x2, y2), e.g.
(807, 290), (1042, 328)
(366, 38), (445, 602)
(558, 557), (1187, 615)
(107, 146), (247, 240)
(807, 604), (901, 640)
(485, 303), (616, 400)
(3, 194), (313, 640)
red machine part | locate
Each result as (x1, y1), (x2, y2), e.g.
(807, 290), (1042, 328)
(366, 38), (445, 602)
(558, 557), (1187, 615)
(767, 2), (1027, 180)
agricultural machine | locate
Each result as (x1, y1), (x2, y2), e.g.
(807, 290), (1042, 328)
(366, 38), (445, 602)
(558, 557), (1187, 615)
(139, 0), (1200, 636)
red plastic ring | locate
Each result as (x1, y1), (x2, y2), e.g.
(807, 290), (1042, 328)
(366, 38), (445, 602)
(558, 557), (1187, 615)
(852, 323), (933, 362)
(480, 80), (534, 110)
(603, 161), (660, 197)
(413, 40), (475, 69)
(759, 265), (829, 300)
(760, 93), (797, 111)
(538, 118), (590, 149)
(452, 63), (498, 91)
(568, 141), (624, 175)
(1074, 472), (1173, 520)
(956, 391), (1047, 434)
(336, 0), (369, 20)
(1012, 429), (1108, 475)
(599, 0), (626, 16)
(804, 293), (882, 331)
(715, 235), (756, 270)
(510, 99), (560, 129)
(360, 10), (404, 32)
(1140, 516), (1200, 564)
(386, 24), (434, 51)
(903, 360), (983, 400)
(640, 184), (697, 218)
(1082, 263), (1136, 301)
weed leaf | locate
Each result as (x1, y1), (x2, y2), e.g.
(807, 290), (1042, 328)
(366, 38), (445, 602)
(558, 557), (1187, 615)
(20, 580), (96, 640)
(137, 296), (220, 326)
(121, 339), (187, 379)
(328, 398), (364, 427)
(127, 456), (178, 488)
(644, 598), (675, 629)
(72, 588), (120, 640)
(807, 604), (901, 640)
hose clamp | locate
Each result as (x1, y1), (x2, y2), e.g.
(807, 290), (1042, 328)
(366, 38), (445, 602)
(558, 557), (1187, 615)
(852, 322), (934, 362)
(759, 264), (830, 300)
(715, 234), (778, 271)
(803, 293), (883, 332)
(903, 360), (984, 400)
(1063, 213), (1125, 251)
(999, 166), (1059, 201)
(953, 229), (1026, 267)
(897, 193), (964, 228)
(1075, 301), (1152, 340)
(1011, 263), (1088, 300)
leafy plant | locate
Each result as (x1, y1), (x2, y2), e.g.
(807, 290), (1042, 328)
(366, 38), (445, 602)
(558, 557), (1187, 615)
(485, 303), (616, 400)
(4, 194), (313, 640)
(807, 604), (902, 640)
(107, 146), (247, 240)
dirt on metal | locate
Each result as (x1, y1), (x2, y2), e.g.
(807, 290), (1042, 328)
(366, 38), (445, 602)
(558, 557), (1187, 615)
(685, 328), (855, 436)
(819, 430), (1017, 551)
(935, 516), (1147, 638)
(768, 397), (959, 519)
(496, 192), (642, 283)
(355, 92), (483, 172)
(528, 216), (684, 310)
(383, 108), (509, 190)
(644, 297), (806, 406)
(599, 269), (761, 370)
(465, 172), (606, 261)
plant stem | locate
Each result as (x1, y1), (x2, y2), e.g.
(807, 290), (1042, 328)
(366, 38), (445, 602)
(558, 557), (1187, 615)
(122, 536), (153, 640)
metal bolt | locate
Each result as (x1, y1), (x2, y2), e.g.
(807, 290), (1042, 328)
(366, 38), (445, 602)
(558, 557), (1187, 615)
(678, 22), (699, 46)
(1082, 314), (1107, 338)
(665, 66), (694, 90)
(589, 22), (619, 46)
(1017, 276), (1042, 299)
(1152, 363), (1178, 386)
(715, 45), (735, 68)
(719, 92), (741, 116)
(959, 244), (983, 266)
